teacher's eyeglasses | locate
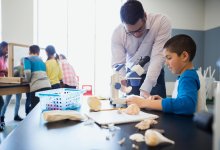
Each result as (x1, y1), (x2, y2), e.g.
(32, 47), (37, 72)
(124, 19), (146, 37)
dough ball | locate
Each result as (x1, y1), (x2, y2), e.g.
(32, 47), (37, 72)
(87, 96), (101, 111)
(124, 104), (140, 115)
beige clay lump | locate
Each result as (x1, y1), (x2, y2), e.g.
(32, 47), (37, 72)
(124, 104), (140, 115)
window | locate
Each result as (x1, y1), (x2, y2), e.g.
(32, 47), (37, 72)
(37, 0), (121, 97)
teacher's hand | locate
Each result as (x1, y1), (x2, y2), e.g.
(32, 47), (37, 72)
(140, 90), (150, 99)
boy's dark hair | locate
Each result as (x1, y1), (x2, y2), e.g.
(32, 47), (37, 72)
(120, 0), (145, 25)
(164, 34), (196, 61)
(29, 45), (40, 54)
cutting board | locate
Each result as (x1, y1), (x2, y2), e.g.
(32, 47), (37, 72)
(85, 110), (159, 125)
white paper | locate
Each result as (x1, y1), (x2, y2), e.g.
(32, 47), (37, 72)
(85, 110), (158, 125)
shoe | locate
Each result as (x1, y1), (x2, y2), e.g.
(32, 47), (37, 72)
(0, 116), (5, 127)
(0, 122), (5, 132)
(14, 115), (23, 121)
(0, 116), (5, 132)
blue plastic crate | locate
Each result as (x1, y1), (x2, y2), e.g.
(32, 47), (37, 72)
(36, 88), (85, 111)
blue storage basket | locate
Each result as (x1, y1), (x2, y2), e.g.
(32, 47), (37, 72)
(36, 88), (85, 111)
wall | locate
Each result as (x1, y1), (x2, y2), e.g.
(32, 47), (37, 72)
(204, 0), (220, 30)
(204, 0), (220, 80)
(204, 27), (220, 80)
(141, 0), (204, 30)
(1, 0), (33, 45)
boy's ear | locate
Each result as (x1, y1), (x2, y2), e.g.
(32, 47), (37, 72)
(181, 51), (189, 61)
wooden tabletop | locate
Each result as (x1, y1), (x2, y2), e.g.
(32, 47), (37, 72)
(0, 83), (29, 95)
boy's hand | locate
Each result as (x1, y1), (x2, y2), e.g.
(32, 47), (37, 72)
(147, 95), (162, 100)
(126, 95), (147, 108)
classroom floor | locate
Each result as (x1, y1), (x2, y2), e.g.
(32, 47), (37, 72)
(0, 98), (26, 144)
(0, 98), (215, 145)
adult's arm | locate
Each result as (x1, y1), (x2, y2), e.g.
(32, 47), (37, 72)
(111, 25), (127, 76)
(140, 15), (172, 94)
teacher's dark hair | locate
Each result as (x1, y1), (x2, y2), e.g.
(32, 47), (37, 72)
(120, 0), (145, 25)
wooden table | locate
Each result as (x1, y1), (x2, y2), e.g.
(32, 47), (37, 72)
(0, 99), (212, 150)
(0, 83), (29, 95)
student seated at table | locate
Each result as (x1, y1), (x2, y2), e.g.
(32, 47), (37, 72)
(126, 34), (207, 115)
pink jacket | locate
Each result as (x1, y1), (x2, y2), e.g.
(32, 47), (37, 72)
(0, 56), (8, 77)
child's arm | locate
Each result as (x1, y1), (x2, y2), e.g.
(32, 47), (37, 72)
(162, 77), (198, 115)
(23, 58), (31, 82)
(126, 95), (163, 110)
